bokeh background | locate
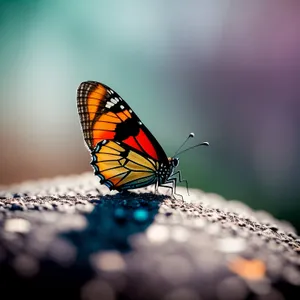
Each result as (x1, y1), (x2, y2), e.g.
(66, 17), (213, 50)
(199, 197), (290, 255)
(1, 0), (300, 231)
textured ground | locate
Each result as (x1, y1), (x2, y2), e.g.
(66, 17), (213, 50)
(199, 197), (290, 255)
(0, 172), (300, 300)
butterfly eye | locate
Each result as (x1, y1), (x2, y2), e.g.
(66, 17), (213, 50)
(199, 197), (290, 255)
(172, 158), (179, 167)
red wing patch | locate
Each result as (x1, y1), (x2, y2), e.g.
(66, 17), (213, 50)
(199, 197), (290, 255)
(135, 129), (159, 161)
(123, 135), (143, 152)
(121, 129), (159, 161)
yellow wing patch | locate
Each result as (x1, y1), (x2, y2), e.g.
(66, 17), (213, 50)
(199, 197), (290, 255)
(96, 153), (120, 162)
(100, 145), (121, 155)
(91, 140), (158, 190)
(126, 151), (155, 170)
(117, 172), (154, 186)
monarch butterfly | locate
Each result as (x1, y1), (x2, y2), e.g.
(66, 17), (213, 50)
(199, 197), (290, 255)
(77, 81), (209, 198)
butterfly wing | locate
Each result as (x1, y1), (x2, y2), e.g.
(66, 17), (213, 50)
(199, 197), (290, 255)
(77, 81), (168, 162)
(91, 140), (159, 190)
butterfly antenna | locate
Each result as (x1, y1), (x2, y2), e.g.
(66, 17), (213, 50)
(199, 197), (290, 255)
(176, 141), (209, 156)
(173, 132), (195, 157)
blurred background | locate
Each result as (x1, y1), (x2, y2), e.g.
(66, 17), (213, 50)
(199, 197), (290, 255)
(1, 0), (300, 231)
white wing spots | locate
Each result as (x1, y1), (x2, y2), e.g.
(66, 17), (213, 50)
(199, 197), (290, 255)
(138, 121), (142, 125)
(111, 98), (118, 104)
(120, 105), (125, 110)
(107, 90), (113, 94)
(129, 109), (132, 113)
(105, 102), (114, 109)
(78, 87), (89, 98)
(119, 97), (123, 101)
(105, 97), (120, 108)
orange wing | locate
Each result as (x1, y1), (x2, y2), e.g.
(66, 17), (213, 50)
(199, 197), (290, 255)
(77, 81), (168, 163)
(77, 81), (119, 150)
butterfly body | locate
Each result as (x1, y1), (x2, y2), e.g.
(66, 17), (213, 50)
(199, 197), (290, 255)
(77, 81), (182, 195)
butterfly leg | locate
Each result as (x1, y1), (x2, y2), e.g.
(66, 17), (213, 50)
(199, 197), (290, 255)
(169, 170), (190, 196)
(154, 181), (159, 194)
(161, 177), (183, 200)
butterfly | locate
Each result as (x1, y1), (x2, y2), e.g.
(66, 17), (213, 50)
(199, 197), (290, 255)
(77, 81), (209, 198)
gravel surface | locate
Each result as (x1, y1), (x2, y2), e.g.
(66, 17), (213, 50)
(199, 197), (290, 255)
(0, 172), (300, 300)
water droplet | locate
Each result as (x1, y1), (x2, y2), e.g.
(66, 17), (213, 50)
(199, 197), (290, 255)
(114, 208), (127, 222)
(5, 218), (31, 233)
(146, 225), (170, 244)
(81, 279), (115, 300)
(171, 226), (190, 242)
(133, 208), (149, 223)
(216, 276), (248, 300)
(91, 251), (126, 272)
(217, 237), (246, 253)
(13, 254), (39, 277)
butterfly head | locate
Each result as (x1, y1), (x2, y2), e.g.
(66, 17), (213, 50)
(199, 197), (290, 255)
(169, 157), (179, 168)
(166, 157), (179, 179)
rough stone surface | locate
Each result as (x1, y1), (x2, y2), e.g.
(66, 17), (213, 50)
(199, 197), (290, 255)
(0, 172), (299, 299)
